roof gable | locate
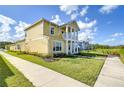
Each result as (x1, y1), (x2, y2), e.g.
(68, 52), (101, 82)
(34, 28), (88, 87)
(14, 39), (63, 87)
(24, 18), (80, 31)
(60, 21), (80, 31)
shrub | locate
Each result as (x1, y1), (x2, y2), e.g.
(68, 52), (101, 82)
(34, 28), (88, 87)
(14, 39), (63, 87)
(111, 51), (120, 56)
(21, 51), (28, 54)
(53, 53), (66, 58)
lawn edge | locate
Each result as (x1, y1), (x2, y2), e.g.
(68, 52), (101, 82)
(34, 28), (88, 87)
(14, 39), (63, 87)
(0, 54), (34, 87)
(6, 51), (106, 87)
(93, 56), (107, 86)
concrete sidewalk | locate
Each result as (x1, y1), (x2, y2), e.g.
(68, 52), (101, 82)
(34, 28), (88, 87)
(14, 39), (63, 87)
(0, 51), (88, 87)
(95, 55), (124, 87)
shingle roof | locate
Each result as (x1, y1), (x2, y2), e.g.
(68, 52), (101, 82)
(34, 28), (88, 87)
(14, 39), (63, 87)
(24, 18), (80, 31)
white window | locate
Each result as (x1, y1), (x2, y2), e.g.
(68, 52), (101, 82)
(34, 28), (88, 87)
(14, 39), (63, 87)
(53, 41), (62, 52)
(50, 26), (54, 35)
(16, 44), (21, 50)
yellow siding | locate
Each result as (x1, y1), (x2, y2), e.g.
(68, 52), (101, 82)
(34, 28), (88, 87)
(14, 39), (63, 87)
(25, 20), (66, 56)
(24, 21), (50, 56)
(43, 21), (64, 40)
(25, 38), (49, 56)
(9, 41), (26, 52)
(25, 22), (43, 42)
(8, 19), (67, 57)
(18, 42), (25, 52)
(10, 45), (16, 51)
(43, 21), (66, 55)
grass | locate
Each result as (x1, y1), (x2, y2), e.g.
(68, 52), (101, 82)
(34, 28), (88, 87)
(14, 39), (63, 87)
(81, 49), (120, 55)
(0, 55), (33, 87)
(82, 49), (124, 64)
(79, 50), (107, 57)
(89, 49), (121, 55)
(6, 51), (105, 86)
(118, 49), (124, 64)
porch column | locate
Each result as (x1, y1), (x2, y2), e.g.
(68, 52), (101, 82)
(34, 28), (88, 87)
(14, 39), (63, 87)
(77, 45), (79, 53)
(70, 27), (72, 40)
(66, 25), (68, 55)
(74, 28), (75, 40)
(76, 29), (78, 40)
(74, 41), (76, 54)
(70, 41), (72, 54)
(70, 27), (72, 54)
(75, 28), (77, 40)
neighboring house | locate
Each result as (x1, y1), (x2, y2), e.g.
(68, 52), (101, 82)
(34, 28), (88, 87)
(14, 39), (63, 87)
(7, 40), (25, 51)
(78, 41), (91, 50)
(8, 18), (80, 57)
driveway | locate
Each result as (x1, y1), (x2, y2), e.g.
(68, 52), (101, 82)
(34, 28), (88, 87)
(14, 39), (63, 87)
(95, 55), (124, 87)
(0, 51), (88, 87)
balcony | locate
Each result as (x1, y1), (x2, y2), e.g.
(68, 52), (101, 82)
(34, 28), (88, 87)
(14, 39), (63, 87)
(62, 33), (78, 41)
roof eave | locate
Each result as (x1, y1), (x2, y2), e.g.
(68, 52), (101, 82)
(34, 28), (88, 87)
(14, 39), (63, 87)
(60, 21), (80, 31)
(24, 18), (60, 31)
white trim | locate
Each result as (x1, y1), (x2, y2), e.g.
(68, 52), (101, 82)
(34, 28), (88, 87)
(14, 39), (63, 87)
(53, 40), (63, 53)
(74, 28), (76, 40)
(70, 27), (72, 40)
(49, 25), (55, 35)
(74, 41), (76, 53)
(66, 25), (68, 55)
(41, 20), (44, 35)
(70, 41), (72, 54)
(76, 28), (78, 40)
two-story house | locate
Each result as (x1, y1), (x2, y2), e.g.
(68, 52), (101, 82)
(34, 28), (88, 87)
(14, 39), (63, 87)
(8, 18), (80, 57)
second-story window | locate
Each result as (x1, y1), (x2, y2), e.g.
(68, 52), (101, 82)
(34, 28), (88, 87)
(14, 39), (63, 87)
(50, 26), (54, 35)
(25, 33), (27, 37)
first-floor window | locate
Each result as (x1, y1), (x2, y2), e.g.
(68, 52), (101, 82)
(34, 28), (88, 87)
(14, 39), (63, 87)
(17, 44), (21, 50)
(53, 41), (62, 52)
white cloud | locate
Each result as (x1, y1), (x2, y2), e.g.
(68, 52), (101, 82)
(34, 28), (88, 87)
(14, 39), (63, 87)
(99, 5), (119, 14)
(70, 12), (79, 20)
(59, 5), (89, 20)
(78, 19), (97, 42)
(85, 17), (90, 22)
(0, 15), (16, 24)
(51, 15), (64, 25)
(80, 6), (89, 17)
(93, 27), (98, 32)
(14, 21), (31, 41)
(59, 5), (79, 15)
(102, 38), (124, 46)
(77, 20), (97, 30)
(104, 38), (115, 43)
(0, 14), (16, 33)
(59, 5), (79, 20)
(102, 33), (124, 45)
(111, 32), (124, 37)
(0, 32), (14, 42)
(0, 24), (11, 33)
(0, 14), (16, 42)
(78, 29), (95, 42)
(0, 14), (31, 42)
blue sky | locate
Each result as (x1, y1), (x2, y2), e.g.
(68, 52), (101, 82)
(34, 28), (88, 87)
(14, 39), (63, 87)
(0, 5), (124, 46)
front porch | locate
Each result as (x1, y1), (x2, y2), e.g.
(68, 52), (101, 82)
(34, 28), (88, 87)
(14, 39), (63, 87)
(66, 40), (79, 55)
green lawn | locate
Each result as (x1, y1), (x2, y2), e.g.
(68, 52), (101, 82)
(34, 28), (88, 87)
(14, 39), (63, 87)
(6, 51), (105, 86)
(83, 49), (124, 63)
(118, 49), (124, 64)
(79, 50), (107, 57)
(0, 55), (33, 87)
(80, 49), (121, 55)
